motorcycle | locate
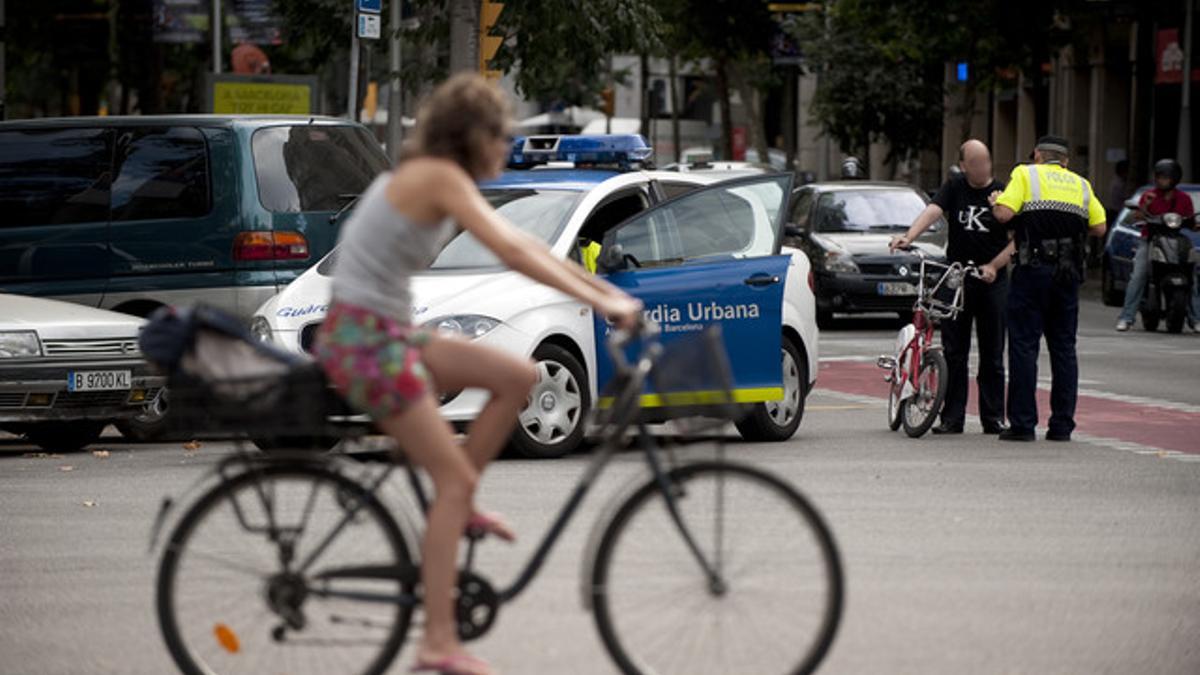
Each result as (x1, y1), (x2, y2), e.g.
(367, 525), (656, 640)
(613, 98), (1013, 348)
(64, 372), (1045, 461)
(1139, 212), (1198, 333)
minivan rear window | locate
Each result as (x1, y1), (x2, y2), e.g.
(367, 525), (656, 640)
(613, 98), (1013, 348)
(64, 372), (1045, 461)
(252, 125), (389, 213)
(0, 128), (112, 226)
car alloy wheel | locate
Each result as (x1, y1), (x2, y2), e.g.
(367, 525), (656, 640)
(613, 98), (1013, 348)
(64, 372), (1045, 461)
(511, 343), (590, 459)
(766, 346), (802, 427)
(520, 360), (583, 445)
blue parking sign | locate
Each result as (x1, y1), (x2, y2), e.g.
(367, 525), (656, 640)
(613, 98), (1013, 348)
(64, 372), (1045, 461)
(358, 0), (381, 13)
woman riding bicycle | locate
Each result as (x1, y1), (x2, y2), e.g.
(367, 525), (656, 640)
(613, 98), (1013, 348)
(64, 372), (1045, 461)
(314, 74), (641, 675)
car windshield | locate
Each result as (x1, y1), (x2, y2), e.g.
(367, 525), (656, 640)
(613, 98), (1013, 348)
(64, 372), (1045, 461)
(252, 125), (390, 213)
(814, 189), (932, 233)
(316, 188), (581, 275)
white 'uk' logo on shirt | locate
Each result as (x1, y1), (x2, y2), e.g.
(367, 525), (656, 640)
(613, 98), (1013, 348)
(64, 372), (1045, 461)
(959, 206), (990, 232)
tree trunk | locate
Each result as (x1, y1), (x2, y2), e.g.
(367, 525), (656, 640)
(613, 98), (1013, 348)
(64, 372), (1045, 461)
(669, 55), (681, 163)
(449, 0), (477, 74)
(731, 60), (770, 166)
(715, 56), (733, 160)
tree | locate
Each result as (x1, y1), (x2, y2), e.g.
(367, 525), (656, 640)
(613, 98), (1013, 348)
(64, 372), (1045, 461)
(490, 0), (662, 110)
(797, 0), (1069, 176)
(653, 0), (778, 160)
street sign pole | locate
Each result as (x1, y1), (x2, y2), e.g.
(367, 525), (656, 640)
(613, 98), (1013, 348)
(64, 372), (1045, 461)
(351, 0), (383, 123)
(387, 0), (404, 157)
(212, 0), (222, 74)
(348, 15), (360, 121)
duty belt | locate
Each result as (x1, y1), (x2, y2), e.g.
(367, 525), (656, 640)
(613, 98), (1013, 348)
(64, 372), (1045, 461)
(1017, 236), (1084, 283)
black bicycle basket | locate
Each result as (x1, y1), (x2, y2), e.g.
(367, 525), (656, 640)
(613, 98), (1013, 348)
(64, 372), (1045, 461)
(643, 324), (747, 436)
(140, 304), (350, 440)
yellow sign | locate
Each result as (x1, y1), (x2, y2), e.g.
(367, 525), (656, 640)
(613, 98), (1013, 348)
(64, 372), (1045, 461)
(212, 81), (313, 115)
(479, 0), (504, 80)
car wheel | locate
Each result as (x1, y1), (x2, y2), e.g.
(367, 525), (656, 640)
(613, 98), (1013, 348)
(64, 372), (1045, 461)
(24, 421), (107, 452)
(115, 389), (171, 442)
(510, 343), (589, 459)
(735, 337), (807, 442)
(1101, 263), (1123, 307)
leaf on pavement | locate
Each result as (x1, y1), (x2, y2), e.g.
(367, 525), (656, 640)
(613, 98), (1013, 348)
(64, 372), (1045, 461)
(59, 465), (74, 472)
(82, 500), (97, 508)
(183, 440), (202, 451)
(92, 450), (111, 459)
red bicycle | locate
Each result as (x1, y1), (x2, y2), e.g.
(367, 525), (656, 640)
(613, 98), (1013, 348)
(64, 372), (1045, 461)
(876, 248), (979, 437)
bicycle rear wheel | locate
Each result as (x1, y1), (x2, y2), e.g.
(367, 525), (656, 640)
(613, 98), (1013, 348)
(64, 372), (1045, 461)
(591, 461), (843, 675)
(157, 463), (414, 675)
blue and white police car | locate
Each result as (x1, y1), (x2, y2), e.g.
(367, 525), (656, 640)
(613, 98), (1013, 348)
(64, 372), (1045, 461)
(252, 135), (819, 458)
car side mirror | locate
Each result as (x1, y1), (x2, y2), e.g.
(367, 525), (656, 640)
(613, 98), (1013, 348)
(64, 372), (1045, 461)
(597, 243), (628, 274)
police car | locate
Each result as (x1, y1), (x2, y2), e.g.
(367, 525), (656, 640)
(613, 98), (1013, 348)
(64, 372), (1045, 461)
(252, 135), (819, 458)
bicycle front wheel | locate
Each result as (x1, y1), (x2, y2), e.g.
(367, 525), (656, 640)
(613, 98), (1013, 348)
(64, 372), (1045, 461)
(902, 348), (947, 438)
(591, 461), (843, 675)
(157, 463), (415, 675)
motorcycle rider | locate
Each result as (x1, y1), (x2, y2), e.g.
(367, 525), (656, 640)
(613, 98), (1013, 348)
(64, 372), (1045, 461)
(1115, 158), (1196, 332)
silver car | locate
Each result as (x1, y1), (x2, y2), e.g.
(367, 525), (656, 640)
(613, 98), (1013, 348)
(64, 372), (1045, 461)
(0, 294), (165, 451)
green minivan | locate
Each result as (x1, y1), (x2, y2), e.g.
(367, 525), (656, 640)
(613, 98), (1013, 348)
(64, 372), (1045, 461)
(0, 115), (390, 320)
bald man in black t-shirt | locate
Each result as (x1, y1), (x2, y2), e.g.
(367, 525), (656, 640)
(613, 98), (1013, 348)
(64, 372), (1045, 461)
(891, 140), (1009, 435)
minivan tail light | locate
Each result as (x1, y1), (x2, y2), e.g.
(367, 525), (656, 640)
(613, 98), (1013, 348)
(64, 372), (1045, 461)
(233, 232), (310, 261)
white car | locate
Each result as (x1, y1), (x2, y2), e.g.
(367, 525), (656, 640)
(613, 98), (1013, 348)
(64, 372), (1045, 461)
(0, 294), (165, 451)
(253, 136), (819, 458)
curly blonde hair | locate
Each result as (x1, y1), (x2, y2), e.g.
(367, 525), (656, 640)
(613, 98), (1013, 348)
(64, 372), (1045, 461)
(401, 73), (512, 179)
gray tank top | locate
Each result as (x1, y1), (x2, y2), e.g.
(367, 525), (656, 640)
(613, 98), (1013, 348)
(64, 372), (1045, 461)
(331, 174), (458, 323)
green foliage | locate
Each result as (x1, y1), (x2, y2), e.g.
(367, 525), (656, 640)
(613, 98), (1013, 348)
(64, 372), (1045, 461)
(490, 0), (664, 106)
(797, 0), (1069, 164)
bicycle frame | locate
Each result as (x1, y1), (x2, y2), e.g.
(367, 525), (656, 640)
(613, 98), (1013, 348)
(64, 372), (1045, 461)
(878, 250), (971, 399)
(203, 327), (729, 612)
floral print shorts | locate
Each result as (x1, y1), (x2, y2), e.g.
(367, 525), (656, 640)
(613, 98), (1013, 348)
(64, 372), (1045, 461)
(315, 302), (434, 421)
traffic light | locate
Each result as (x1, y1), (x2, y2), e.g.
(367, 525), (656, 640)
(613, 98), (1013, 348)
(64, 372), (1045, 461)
(479, 1), (504, 80)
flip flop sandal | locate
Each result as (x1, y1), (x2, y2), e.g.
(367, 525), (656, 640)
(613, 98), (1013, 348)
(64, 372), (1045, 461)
(465, 511), (516, 542)
(411, 653), (492, 675)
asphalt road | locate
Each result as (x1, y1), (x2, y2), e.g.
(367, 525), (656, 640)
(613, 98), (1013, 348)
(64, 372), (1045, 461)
(1, 290), (1197, 675)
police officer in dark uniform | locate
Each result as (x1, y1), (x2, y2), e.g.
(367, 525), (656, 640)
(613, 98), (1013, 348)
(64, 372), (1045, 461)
(988, 135), (1107, 441)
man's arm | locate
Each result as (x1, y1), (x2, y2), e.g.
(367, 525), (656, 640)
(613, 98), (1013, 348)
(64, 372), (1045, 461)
(889, 203), (944, 250)
(977, 233), (1015, 283)
(991, 165), (1026, 224)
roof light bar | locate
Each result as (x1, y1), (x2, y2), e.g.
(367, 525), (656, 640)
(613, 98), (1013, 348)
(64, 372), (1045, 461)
(508, 134), (654, 170)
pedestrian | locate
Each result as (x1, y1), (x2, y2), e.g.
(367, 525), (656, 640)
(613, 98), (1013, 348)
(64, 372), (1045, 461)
(1114, 158), (1196, 332)
(988, 135), (1107, 442)
(890, 139), (1009, 434)
(314, 73), (641, 675)
(840, 156), (867, 180)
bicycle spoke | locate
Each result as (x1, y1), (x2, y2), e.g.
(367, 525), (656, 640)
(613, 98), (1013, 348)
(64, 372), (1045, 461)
(593, 464), (842, 675)
(158, 467), (413, 675)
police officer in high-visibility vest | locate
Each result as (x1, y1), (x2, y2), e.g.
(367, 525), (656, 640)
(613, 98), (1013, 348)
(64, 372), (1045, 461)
(985, 135), (1107, 442)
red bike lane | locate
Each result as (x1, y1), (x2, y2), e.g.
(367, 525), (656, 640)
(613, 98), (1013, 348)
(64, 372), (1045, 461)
(817, 360), (1200, 455)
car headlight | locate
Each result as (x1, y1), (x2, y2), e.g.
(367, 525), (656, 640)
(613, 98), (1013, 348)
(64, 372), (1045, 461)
(249, 316), (273, 343)
(424, 315), (501, 339)
(0, 331), (41, 358)
(822, 251), (859, 274)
